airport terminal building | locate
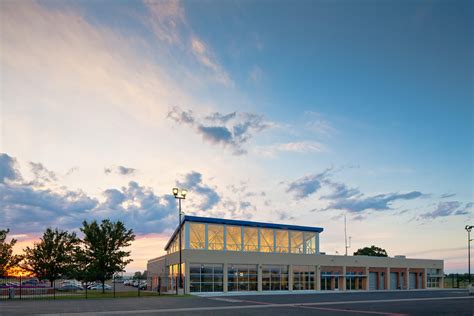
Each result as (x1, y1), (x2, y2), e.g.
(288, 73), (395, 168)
(147, 215), (444, 294)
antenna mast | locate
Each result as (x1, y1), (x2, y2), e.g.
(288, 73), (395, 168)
(344, 214), (351, 256)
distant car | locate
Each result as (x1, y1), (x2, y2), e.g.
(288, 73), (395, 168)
(89, 284), (112, 291)
(468, 284), (474, 296)
(123, 280), (131, 286)
(57, 284), (84, 291)
(22, 278), (39, 286)
(138, 281), (147, 290)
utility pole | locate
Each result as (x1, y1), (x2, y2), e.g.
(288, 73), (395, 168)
(466, 225), (473, 284)
(344, 215), (351, 256)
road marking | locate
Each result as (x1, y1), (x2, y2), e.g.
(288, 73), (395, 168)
(297, 305), (407, 316)
(36, 296), (473, 315)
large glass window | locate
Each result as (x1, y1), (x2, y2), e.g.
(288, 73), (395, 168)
(293, 265), (315, 290)
(189, 223), (206, 249)
(427, 277), (439, 288)
(167, 263), (185, 291)
(207, 224), (224, 250)
(290, 231), (304, 254)
(228, 264), (258, 291)
(275, 230), (289, 253)
(189, 263), (223, 292)
(260, 228), (274, 252)
(304, 232), (316, 254)
(262, 265), (289, 291)
(226, 225), (242, 251)
(243, 227), (259, 252)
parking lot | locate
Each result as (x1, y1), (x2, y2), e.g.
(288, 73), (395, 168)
(0, 289), (472, 315)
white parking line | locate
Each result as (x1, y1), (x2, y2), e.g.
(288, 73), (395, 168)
(36, 296), (474, 315)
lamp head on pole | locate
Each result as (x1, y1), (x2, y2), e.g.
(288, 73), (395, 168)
(466, 225), (473, 233)
(172, 188), (179, 197)
(181, 189), (187, 198)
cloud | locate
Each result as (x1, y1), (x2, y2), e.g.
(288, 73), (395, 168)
(0, 153), (21, 183)
(259, 141), (327, 157)
(178, 171), (220, 211)
(440, 193), (456, 199)
(0, 153), (179, 235)
(104, 165), (137, 176)
(190, 37), (233, 86)
(288, 167), (424, 213)
(168, 106), (271, 155)
(286, 169), (331, 199)
(324, 191), (423, 213)
(305, 112), (336, 137)
(419, 201), (473, 220)
(29, 162), (57, 184)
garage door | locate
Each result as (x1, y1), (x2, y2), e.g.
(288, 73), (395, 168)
(380, 273), (385, 290)
(409, 273), (416, 289)
(369, 272), (377, 290)
(418, 274), (423, 289)
(390, 272), (398, 290)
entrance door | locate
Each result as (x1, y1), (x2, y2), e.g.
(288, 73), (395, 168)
(369, 272), (377, 290)
(390, 272), (398, 290)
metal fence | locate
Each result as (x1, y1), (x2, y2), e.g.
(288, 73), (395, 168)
(443, 274), (471, 289)
(0, 275), (166, 300)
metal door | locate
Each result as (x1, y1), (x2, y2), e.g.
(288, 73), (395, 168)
(418, 273), (423, 289)
(369, 272), (377, 290)
(390, 272), (398, 290)
(409, 273), (416, 289)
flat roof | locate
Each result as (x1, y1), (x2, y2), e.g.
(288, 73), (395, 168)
(164, 215), (324, 251)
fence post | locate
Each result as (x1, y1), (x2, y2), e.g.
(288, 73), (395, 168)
(138, 278), (141, 297)
(113, 276), (116, 298)
(158, 277), (161, 295)
(456, 273), (460, 288)
(175, 276), (178, 295)
(53, 280), (55, 300)
(19, 275), (22, 300)
(85, 281), (88, 299)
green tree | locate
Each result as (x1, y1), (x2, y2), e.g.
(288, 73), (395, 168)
(353, 245), (388, 257)
(23, 228), (81, 286)
(133, 271), (142, 280)
(0, 229), (23, 276)
(81, 220), (135, 293)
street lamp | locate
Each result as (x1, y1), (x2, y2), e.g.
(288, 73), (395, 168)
(173, 188), (187, 292)
(466, 225), (474, 284)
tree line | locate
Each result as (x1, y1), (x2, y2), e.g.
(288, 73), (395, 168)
(0, 219), (135, 293)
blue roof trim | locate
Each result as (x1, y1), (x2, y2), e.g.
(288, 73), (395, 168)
(164, 215), (324, 251)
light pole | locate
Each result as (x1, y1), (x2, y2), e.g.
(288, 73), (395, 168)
(466, 225), (473, 285)
(173, 187), (187, 293)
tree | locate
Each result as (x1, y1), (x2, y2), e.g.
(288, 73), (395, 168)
(0, 229), (23, 276)
(81, 220), (135, 293)
(353, 245), (388, 257)
(23, 228), (81, 286)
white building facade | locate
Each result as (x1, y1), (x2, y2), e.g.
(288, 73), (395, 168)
(147, 216), (444, 294)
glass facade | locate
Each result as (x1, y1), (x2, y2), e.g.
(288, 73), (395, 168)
(260, 228), (275, 252)
(275, 229), (289, 253)
(189, 223), (206, 249)
(304, 232), (317, 254)
(262, 265), (289, 291)
(189, 263), (224, 292)
(293, 265), (315, 290)
(226, 225), (242, 251)
(345, 272), (363, 290)
(427, 277), (440, 288)
(243, 227), (258, 252)
(167, 220), (320, 255)
(207, 224), (224, 251)
(228, 264), (258, 291)
(321, 272), (339, 290)
(290, 231), (304, 254)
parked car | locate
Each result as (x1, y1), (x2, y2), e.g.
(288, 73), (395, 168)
(123, 280), (131, 286)
(138, 281), (147, 290)
(21, 278), (39, 286)
(57, 284), (84, 291)
(89, 284), (112, 291)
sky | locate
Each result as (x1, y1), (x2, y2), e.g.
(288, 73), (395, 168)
(0, 0), (473, 273)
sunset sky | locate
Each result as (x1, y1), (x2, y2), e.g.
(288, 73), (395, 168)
(0, 0), (472, 273)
